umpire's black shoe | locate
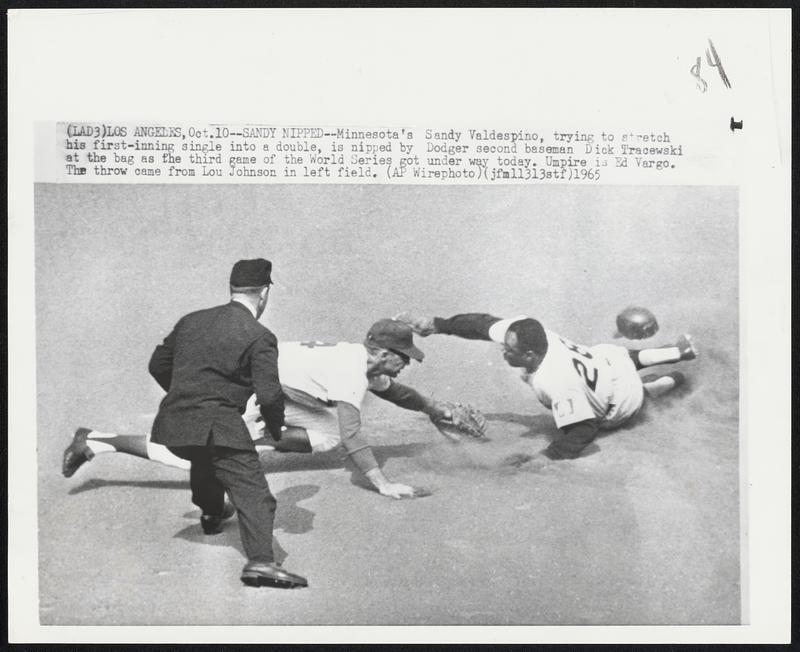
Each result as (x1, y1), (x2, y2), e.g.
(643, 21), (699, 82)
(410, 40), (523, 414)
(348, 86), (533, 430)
(241, 561), (308, 589)
(62, 427), (95, 478)
(200, 501), (236, 535)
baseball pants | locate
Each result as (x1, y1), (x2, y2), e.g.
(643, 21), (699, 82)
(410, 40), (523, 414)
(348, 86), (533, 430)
(168, 437), (277, 564)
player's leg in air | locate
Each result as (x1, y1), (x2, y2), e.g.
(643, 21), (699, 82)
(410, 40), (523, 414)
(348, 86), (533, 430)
(62, 427), (189, 477)
(627, 333), (697, 398)
(61, 382), (332, 478)
(61, 425), (315, 478)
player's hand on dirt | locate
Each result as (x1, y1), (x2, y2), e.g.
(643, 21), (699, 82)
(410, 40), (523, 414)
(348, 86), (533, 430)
(366, 467), (430, 499)
(394, 312), (437, 337)
(379, 481), (422, 500)
(503, 452), (534, 467)
(502, 452), (550, 471)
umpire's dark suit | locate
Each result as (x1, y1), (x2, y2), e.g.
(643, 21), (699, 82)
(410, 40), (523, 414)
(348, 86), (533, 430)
(149, 300), (284, 563)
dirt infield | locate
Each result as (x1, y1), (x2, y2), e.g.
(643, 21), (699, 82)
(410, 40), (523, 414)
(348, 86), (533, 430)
(36, 183), (740, 625)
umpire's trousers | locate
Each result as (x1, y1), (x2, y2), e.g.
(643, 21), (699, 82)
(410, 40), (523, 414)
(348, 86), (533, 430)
(169, 439), (276, 564)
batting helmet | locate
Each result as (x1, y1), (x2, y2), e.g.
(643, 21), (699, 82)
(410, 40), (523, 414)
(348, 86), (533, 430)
(616, 306), (659, 339)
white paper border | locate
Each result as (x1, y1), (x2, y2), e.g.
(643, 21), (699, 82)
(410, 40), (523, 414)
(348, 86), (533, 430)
(8, 8), (791, 643)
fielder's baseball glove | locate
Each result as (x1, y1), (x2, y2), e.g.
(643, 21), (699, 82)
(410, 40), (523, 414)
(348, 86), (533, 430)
(616, 306), (659, 339)
(430, 402), (488, 443)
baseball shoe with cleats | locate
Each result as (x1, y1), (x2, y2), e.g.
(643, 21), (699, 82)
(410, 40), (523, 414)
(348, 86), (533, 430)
(200, 501), (236, 535)
(676, 334), (697, 361)
(241, 561), (308, 589)
(62, 427), (95, 478)
(666, 370), (687, 387)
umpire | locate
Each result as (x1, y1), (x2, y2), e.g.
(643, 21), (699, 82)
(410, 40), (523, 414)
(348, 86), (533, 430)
(148, 258), (307, 589)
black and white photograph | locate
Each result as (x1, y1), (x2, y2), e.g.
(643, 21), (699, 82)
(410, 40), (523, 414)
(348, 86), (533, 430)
(9, 8), (790, 644)
(35, 182), (739, 626)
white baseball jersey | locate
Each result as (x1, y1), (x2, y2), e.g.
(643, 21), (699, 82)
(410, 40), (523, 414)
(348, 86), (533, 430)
(275, 341), (390, 409)
(243, 340), (390, 452)
(277, 341), (366, 409)
(489, 318), (644, 429)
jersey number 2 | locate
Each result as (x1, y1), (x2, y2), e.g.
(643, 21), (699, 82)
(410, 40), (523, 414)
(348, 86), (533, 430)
(571, 359), (598, 391)
(560, 337), (598, 391)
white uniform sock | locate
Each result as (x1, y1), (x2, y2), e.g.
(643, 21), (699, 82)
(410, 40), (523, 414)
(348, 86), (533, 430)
(85, 430), (119, 455)
(638, 346), (681, 367)
(146, 436), (191, 470)
(83, 429), (190, 470)
(642, 375), (678, 398)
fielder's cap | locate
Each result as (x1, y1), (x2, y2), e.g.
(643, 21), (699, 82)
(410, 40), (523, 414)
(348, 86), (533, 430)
(230, 258), (272, 287)
(365, 319), (425, 362)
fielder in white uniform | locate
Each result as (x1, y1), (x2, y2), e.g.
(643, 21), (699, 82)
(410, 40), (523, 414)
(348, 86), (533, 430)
(395, 312), (697, 468)
(254, 340), (393, 453)
(63, 319), (460, 500)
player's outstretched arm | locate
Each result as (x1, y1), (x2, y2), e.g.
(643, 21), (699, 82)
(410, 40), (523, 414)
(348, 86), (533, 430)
(336, 401), (425, 499)
(370, 380), (440, 415)
(544, 419), (600, 460)
(503, 420), (600, 469)
(432, 313), (505, 340)
(396, 312), (503, 340)
(370, 381), (488, 442)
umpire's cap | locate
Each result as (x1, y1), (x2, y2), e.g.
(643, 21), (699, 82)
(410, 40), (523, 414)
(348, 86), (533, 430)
(230, 258), (272, 287)
(366, 319), (425, 362)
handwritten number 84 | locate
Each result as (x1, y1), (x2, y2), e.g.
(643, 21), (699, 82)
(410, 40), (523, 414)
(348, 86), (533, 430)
(690, 38), (731, 93)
